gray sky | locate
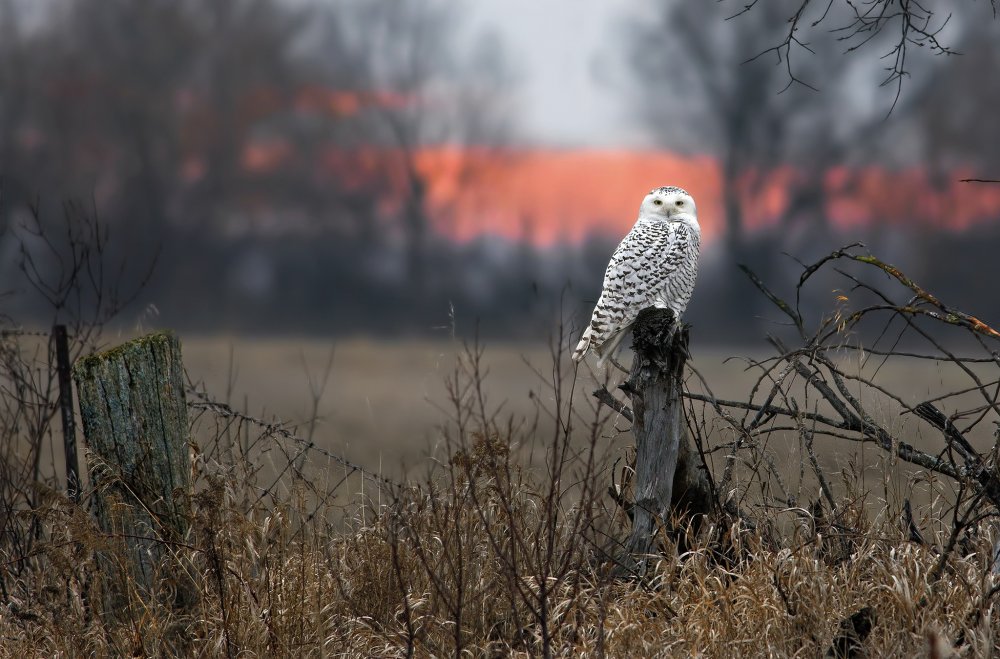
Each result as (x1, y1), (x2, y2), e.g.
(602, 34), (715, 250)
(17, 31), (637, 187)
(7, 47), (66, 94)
(459, 0), (974, 150)
(462, 0), (651, 148)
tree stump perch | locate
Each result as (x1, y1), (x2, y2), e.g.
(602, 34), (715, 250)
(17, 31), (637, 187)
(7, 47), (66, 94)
(73, 331), (192, 605)
(610, 308), (712, 576)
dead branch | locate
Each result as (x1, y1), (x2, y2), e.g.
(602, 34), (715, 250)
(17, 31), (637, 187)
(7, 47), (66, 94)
(684, 244), (1000, 533)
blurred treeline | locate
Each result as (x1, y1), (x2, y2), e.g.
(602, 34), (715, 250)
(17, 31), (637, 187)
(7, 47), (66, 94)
(1, 0), (999, 342)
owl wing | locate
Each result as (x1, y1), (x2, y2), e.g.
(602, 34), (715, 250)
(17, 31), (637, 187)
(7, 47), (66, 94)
(572, 221), (690, 364)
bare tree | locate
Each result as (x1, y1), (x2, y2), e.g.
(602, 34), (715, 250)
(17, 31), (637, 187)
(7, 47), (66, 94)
(913, 22), (1000, 179)
(325, 0), (512, 291)
(737, 0), (997, 109)
(0, 1), (26, 189)
(0, 0), (515, 330)
(625, 2), (865, 317)
(623, 0), (991, 327)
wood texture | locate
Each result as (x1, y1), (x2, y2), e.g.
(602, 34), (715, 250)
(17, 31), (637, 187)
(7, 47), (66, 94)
(619, 308), (704, 575)
(73, 331), (191, 597)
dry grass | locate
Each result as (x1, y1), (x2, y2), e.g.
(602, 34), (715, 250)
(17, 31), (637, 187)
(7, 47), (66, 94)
(2, 336), (1000, 658)
(3, 461), (997, 656)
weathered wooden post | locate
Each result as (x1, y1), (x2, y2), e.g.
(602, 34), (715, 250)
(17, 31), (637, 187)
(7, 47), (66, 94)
(52, 324), (80, 502)
(73, 331), (192, 605)
(616, 308), (711, 575)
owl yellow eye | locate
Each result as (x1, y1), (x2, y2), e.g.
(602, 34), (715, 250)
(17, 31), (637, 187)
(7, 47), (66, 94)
(653, 199), (663, 206)
(675, 200), (684, 206)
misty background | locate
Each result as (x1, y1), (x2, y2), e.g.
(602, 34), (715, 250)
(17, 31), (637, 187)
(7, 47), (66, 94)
(2, 0), (1000, 345)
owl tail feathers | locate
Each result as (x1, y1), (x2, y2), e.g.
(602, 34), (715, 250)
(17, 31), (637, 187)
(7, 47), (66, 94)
(571, 328), (593, 363)
(572, 325), (630, 368)
(593, 328), (629, 368)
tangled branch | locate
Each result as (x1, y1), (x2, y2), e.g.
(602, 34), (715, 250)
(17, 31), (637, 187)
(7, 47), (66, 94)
(686, 244), (1000, 571)
(736, 0), (992, 109)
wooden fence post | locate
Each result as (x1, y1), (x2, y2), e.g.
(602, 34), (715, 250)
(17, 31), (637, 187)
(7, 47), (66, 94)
(73, 331), (192, 604)
(617, 308), (712, 576)
(52, 324), (80, 502)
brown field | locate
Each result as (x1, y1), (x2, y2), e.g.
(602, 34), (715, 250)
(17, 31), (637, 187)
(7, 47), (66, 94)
(179, 336), (794, 478)
(179, 334), (992, 510)
(14, 329), (986, 514)
(168, 336), (992, 548)
(181, 336), (581, 476)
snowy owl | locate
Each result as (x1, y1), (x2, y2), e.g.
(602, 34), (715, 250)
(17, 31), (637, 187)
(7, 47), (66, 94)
(572, 186), (701, 366)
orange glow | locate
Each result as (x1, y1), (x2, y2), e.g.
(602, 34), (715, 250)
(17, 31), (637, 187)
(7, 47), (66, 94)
(827, 166), (1000, 231)
(236, 143), (1000, 243)
(406, 149), (1000, 244)
(242, 140), (293, 172)
(411, 148), (723, 244)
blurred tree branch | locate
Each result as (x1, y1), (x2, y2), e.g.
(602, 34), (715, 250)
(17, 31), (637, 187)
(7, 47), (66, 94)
(736, 0), (997, 109)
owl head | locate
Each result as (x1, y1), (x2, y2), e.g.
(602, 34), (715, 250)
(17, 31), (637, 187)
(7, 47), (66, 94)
(639, 186), (698, 224)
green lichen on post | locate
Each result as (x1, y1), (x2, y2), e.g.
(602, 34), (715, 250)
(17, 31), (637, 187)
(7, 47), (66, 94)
(73, 330), (176, 376)
(73, 331), (192, 605)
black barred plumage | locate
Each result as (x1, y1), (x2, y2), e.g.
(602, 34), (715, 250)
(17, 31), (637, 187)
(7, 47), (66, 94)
(572, 186), (701, 365)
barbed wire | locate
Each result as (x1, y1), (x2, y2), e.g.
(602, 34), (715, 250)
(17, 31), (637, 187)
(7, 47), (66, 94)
(186, 386), (402, 491)
(0, 329), (56, 339)
(3, 325), (401, 492)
